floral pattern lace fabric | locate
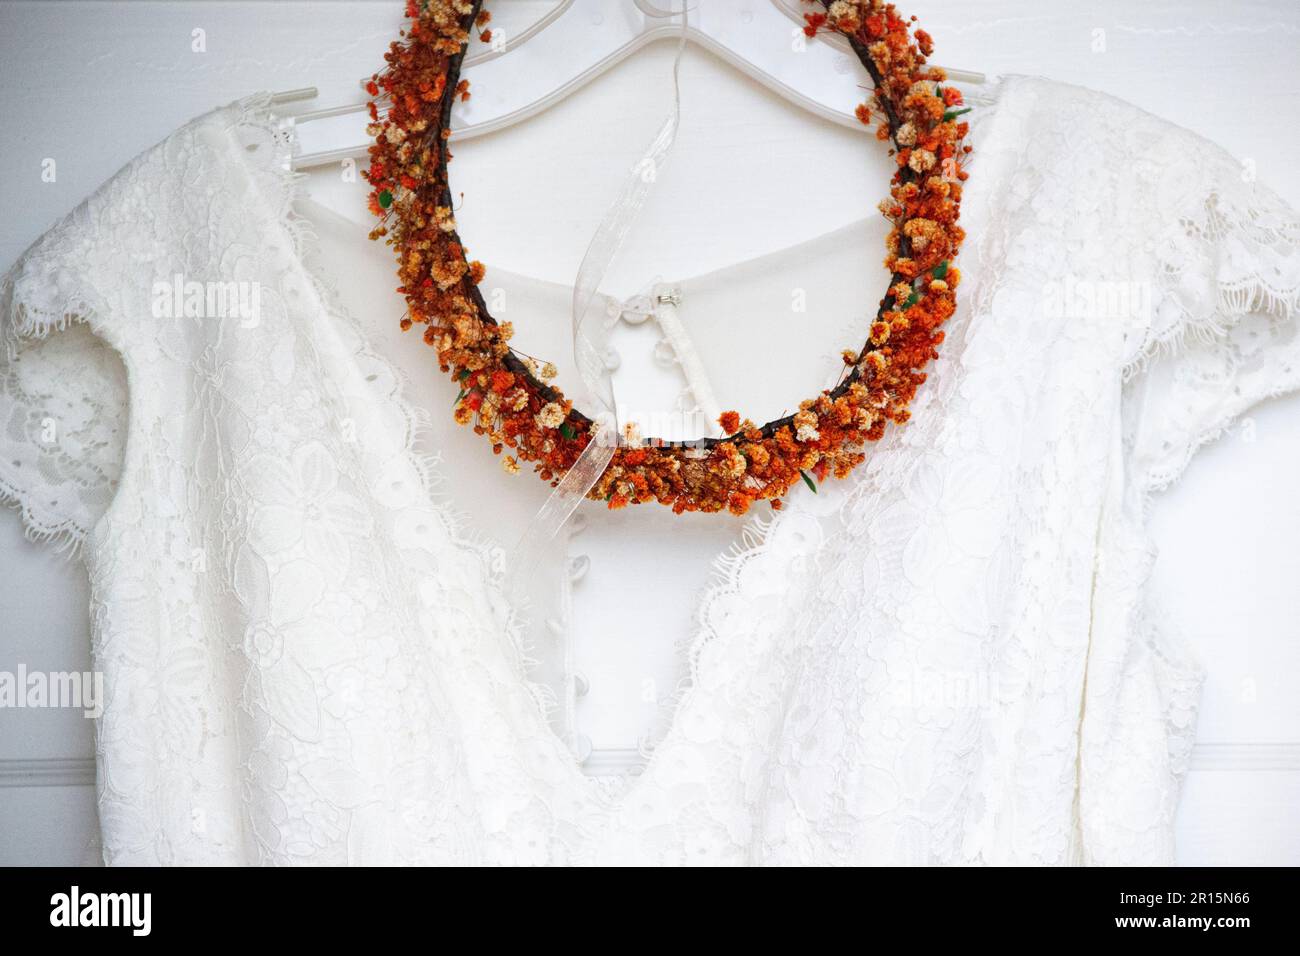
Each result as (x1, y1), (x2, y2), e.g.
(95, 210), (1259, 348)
(2, 76), (1297, 865)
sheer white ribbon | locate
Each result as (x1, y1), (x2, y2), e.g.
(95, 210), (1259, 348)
(505, 3), (691, 740)
(508, 8), (689, 590)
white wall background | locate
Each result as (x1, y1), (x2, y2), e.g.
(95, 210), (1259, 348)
(1, 0), (1297, 865)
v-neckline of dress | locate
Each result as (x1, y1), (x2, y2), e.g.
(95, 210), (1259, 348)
(214, 78), (1012, 816)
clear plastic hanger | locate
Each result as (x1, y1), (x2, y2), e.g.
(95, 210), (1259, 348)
(275, 0), (984, 171)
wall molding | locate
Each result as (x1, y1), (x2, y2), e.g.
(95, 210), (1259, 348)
(1, 743), (1298, 787)
(0, 757), (95, 788)
(1187, 742), (1300, 772)
(582, 748), (644, 776)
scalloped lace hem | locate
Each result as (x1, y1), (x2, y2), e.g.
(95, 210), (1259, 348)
(1126, 276), (1300, 498)
(1, 257), (112, 557)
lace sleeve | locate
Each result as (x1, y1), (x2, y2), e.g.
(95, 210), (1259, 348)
(1073, 115), (1300, 865)
(1121, 136), (1300, 495)
(1, 220), (128, 555)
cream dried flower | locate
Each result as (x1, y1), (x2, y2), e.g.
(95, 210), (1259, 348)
(908, 148), (936, 173)
(794, 410), (821, 443)
(535, 402), (565, 429)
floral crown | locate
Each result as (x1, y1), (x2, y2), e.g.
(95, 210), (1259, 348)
(365, 0), (970, 515)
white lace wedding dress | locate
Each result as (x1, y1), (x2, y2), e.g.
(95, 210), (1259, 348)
(2, 76), (1297, 865)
